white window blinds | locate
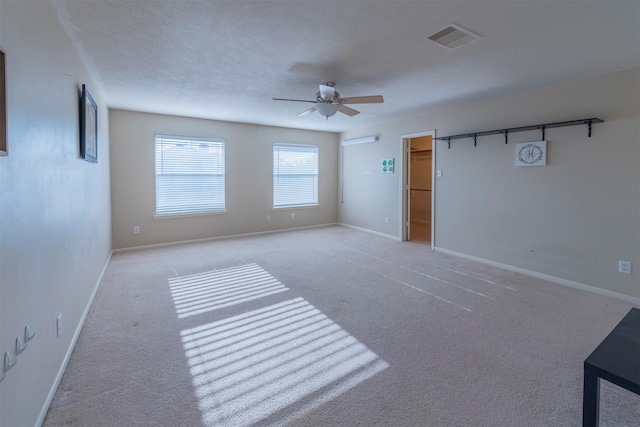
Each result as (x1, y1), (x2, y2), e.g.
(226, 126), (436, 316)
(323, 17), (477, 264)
(155, 135), (225, 216)
(273, 143), (318, 207)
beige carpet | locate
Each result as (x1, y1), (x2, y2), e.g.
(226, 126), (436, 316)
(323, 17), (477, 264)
(44, 226), (639, 426)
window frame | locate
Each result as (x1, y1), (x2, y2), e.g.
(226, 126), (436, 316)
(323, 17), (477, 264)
(154, 134), (226, 218)
(272, 143), (319, 209)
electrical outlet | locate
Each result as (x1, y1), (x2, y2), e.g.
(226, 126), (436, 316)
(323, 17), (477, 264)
(385, 217), (390, 224)
(266, 215), (271, 221)
(133, 226), (140, 235)
(437, 170), (443, 178)
(290, 212), (295, 219)
(56, 313), (63, 337)
(618, 260), (631, 274)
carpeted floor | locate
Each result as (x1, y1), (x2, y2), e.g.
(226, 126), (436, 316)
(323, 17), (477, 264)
(44, 226), (639, 426)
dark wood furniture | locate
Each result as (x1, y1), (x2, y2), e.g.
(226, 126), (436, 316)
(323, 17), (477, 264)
(583, 307), (639, 426)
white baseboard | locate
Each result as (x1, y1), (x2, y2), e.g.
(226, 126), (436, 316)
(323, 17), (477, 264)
(113, 223), (339, 253)
(434, 247), (640, 306)
(337, 223), (401, 241)
(36, 251), (113, 427)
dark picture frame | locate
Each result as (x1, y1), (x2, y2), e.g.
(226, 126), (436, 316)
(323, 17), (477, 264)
(0, 46), (7, 155)
(80, 84), (98, 163)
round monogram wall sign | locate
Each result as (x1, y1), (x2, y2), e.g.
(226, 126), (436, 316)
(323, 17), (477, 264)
(516, 141), (546, 166)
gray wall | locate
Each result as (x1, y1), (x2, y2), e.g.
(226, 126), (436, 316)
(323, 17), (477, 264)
(109, 109), (339, 250)
(340, 68), (639, 301)
(0, 1), (112, 425)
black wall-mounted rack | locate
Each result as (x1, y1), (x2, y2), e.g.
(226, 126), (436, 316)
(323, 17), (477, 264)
(435, 118), (604, 149)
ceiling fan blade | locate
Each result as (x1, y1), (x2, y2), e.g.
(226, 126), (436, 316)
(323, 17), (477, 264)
(338, 105), (360, 117)
(298, 106), (317, 116)
(319, 84), (335, 101)
(340, 95), (384, 104)
(273, 98), (317, 103)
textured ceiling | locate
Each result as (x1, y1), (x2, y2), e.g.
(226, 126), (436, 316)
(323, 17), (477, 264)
(50, 0), (640, 133)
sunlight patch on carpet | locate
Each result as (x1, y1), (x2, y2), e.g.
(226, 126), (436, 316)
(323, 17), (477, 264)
(180, 297), (389, 427)
(169, 263), (288, 318)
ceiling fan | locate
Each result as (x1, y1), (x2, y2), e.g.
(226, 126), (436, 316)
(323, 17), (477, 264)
(273, 82), (384, 120)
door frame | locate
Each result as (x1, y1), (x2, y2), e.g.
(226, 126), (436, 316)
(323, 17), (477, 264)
(400, 130), (436, 249)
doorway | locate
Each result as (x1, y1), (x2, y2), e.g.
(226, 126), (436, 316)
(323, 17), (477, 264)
(401, 131), (435, 247)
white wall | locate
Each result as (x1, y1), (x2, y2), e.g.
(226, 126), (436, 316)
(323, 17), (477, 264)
(340, 68), (639, 301)
(0, 1), (112, 426)
(109, 109), (339, 250)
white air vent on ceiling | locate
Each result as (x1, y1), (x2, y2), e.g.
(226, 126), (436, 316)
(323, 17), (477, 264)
(428, 24), (481, 50)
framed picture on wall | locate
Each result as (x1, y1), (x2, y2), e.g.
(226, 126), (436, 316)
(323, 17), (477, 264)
(516, 140), (546, 167)
(0, 46), (6, 156)
(80, 84), (98, 163)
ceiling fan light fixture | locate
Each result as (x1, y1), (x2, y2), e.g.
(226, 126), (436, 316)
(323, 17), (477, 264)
(316, 103), (340, 118)
(273, 82), (383, 120)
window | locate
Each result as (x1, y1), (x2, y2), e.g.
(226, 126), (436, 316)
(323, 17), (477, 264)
(155, 135), (225, 216)
(273, 143), (318, 208)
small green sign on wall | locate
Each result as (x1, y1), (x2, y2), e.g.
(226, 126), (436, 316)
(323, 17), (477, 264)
(382, 158), (394, 174)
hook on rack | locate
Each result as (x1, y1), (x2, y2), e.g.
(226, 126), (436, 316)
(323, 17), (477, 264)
(4, 351), (16, 371)
(503, 130), (509, 144)
(539, 126), (546, 140)
(25, 326), (35, 343)
(473, 134), (477, 147)
(586, 120), (593, 137)
(3, 350), (16, 380)
(15, 337), (27, 355)
(447, 137), (451, 150)
(2, 347), (18, 384)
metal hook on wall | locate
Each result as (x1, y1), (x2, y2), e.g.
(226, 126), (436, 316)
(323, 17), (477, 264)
(473, 134), (478, 147)
(539, 126), (546, 140)
(25, 326), (35, 343)
(503, 130), (509, 144)
(4, 351), (16, 371)
(1, 350), (17, 383)
(15, 336), (27, 355)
